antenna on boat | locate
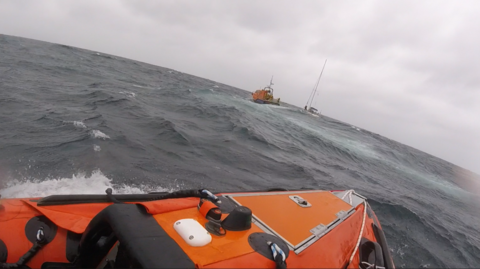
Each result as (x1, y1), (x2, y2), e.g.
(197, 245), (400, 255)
(266, 75), (274, 93)
(306, 59), (327, 110)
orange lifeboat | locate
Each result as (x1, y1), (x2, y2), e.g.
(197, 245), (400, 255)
(0, 188), (395, 269)
(252, 77), (281, 106)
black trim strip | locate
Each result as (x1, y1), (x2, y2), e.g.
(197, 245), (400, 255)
(36, 188), (313, 206)
(37, 193), (170, 206)
(372, 223), (394, 269)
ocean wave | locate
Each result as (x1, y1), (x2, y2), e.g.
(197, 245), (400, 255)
(88, 82), (103, 88)
(367, 199), (480, 268)
(232, 125), (270, 145)
(58, 44), (73, 50)
(153, 119), (191, 146)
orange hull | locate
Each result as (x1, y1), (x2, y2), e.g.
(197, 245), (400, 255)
(252, 90), (280, 105)
(0, 189), (395, 269)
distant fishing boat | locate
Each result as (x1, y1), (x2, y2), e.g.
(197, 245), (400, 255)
(252, 76), (280, 106)
(304, 59), (327, 117)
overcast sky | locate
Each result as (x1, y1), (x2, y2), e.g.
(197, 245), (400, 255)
(1, 0), (479, 175)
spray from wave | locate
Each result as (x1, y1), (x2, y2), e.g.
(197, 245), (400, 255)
(0, 170), (171, 198)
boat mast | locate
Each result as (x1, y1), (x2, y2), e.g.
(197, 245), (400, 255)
(306, 59), (327, 109)
(268, 75), (274, 94)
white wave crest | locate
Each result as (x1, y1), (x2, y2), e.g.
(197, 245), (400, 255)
(93, 144), (101, 152)
(90, 130), (110, 140)
(120, 91), (136, 98)
(73, 121), (87, 128)
(0, 170), (171, 199)
(63, 120), (86, 128)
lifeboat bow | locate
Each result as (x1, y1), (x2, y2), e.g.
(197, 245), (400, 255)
(0, 188), (395, 268)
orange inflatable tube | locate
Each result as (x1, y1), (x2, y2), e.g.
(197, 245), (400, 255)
(0, 189), (395, 269)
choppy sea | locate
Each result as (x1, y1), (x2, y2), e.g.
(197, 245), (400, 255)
(1, 35), (479, 268)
